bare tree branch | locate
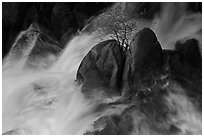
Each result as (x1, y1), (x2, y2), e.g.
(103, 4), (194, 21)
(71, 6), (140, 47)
(89, 4), (144, 51)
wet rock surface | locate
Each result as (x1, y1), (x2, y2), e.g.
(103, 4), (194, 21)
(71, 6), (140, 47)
(77, 28), (202, 134)
(2, 2), (202, 135)
(123, 28), (163, 95)
(77, 39), (126, 96)
(2, 26), (202, 135)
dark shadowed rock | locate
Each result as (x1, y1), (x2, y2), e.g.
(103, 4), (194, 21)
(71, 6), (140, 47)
(77, 39), (125, 96)
(163, 39), (202, 108)
(129, 27), (162, 79)
(86, 113), (133, 135)
(175, 39), (202, 77)
(162, 39), (201, 82)
(122, 28), (163, 95)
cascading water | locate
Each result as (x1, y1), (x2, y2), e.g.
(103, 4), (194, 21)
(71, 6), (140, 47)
(151, 3), (202, 50)
(2, 31), (127, 134)
(2, 2), (202, 135)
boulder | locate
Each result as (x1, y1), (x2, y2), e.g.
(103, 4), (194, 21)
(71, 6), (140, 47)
(86, 114), (133, 135)
(76, 39), (125, 95)
(167, 39), (202, 107)
(129, 27), (163, 79)
(175, 39), (201, 76)
(163, 39), (202, 81)
(122, 28), (163, 94)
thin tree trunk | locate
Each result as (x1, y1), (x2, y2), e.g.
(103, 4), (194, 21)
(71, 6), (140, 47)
(121, 26), (127, 49)
(113, 29), (120, 45)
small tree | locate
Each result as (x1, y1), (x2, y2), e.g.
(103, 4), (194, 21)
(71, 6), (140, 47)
(90, 4), (139, 51)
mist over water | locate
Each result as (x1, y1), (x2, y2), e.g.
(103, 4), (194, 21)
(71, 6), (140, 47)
(2, 2), (202, 135)
(3, 33), (123, 134)
(151, 3), (202, 50)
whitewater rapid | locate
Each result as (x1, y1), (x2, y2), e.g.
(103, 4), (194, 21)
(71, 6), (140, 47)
(2, 33), (121, 134)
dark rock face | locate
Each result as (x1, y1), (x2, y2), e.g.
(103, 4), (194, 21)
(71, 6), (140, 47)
(77, 28), (202, 135)
(77, 28), (163, 96)
(77, 40), (126, 95)
(86, 113), (133, 135)
(76, 28), (202, 98)
(127, 28), (163, 93)
(174, 39), (202, 80)
(165, 39), (202, 109)
(129, 28), (162, 75)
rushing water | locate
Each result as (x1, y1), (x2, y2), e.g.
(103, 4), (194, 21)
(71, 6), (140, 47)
(3, 32), (126, 134)
(2, 3), (202, 135)
(151, 3), (202, 50)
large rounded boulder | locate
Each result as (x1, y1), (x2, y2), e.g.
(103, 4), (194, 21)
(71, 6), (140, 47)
(129, 28), (163, 79)
(122, 28), (163, 94)
(76, 39), (125, 96)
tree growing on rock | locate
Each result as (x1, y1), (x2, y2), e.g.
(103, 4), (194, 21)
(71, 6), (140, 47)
(90, 4), (149, 51)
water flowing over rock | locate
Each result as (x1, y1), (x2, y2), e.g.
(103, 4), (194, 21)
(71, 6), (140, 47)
(165, 39), (202, 109)
(76, 27), (202, 135)
(2, 3), (113, 57)
(2, 2), (202, 135)
(7, 23), (62, 69)
(3, 25), (202, 134)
